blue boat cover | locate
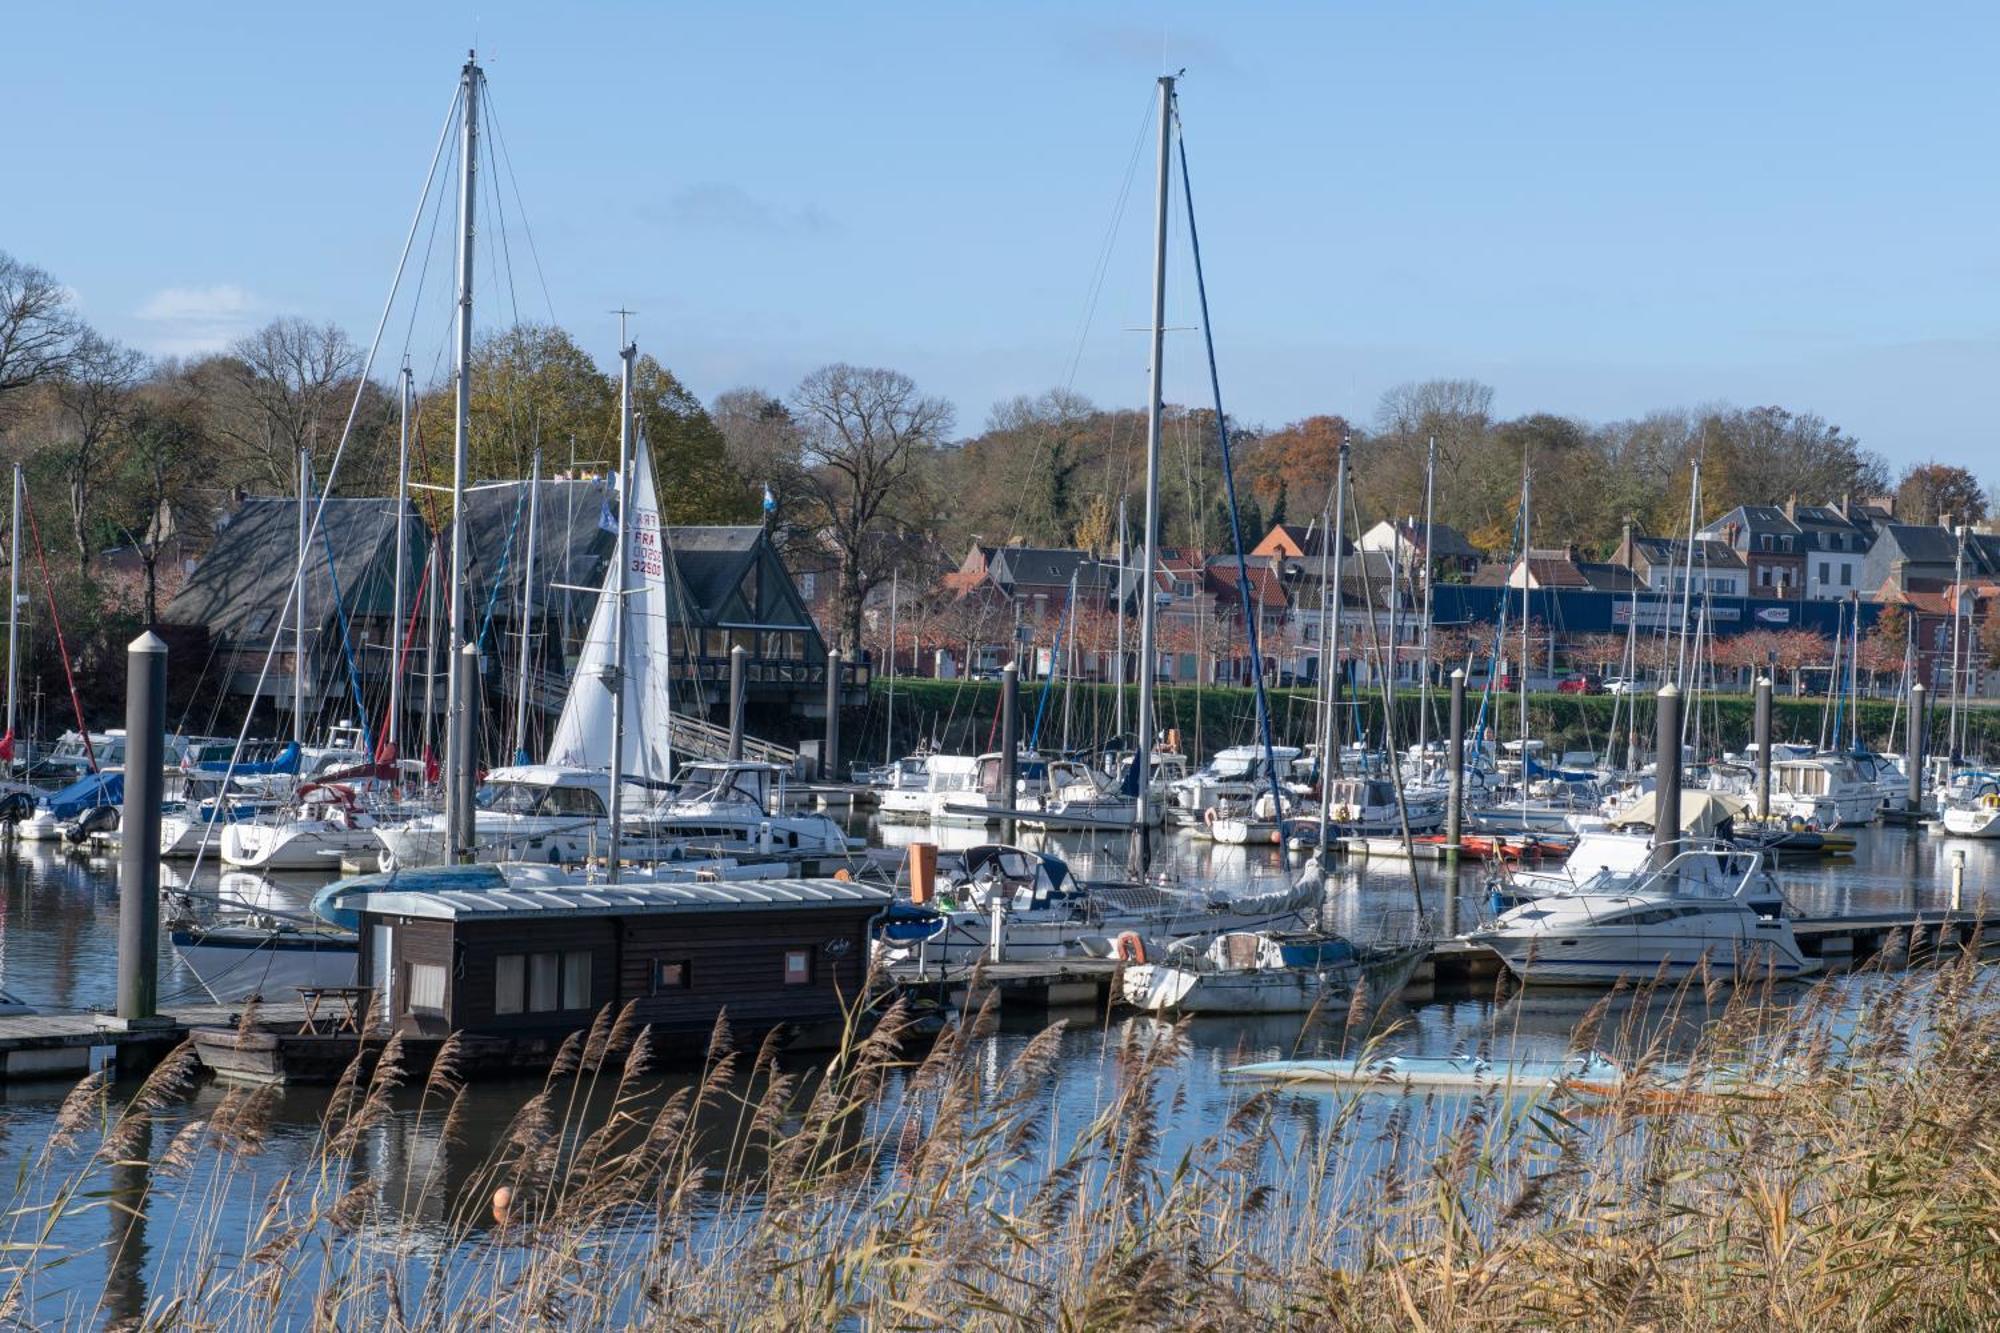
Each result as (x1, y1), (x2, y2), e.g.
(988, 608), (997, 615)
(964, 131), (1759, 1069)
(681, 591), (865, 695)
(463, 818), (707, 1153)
(45, 772), (123, 819)
(196, 741), (301, 777)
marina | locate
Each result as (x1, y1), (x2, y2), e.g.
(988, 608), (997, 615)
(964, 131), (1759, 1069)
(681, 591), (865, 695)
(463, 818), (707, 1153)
(5, 8), (2000, 1328)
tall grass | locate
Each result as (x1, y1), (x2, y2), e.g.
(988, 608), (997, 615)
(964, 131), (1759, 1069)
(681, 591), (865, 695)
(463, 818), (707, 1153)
(8, 949), (2000, 1329)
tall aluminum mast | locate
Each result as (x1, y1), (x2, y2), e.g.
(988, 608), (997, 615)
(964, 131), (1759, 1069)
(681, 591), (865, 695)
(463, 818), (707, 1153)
(444, 52), (481, 853)
(387, 364), (411, 761)
(1130, 73), (1173, 869)
(607, 338), (636, 882)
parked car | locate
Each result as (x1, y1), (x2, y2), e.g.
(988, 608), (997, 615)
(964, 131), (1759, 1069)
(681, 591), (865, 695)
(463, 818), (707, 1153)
(1603, 677), (1636, 695)
(1556, 676), (1600, 695)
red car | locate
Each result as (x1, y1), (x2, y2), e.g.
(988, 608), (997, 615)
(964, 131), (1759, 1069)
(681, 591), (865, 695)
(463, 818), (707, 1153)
(1556, 676), (1600, 695)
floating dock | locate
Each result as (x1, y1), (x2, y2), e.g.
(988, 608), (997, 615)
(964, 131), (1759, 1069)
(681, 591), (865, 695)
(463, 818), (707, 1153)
(884, 907), (2000, 1014)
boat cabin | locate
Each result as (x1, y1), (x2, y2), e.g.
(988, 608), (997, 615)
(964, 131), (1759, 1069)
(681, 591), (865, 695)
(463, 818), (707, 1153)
(347, 876), (889, 1041)
(665, 760), (782, 814)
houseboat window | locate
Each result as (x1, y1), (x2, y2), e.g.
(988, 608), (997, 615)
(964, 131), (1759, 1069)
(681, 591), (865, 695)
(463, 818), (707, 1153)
(784, 949), (812, 985)
(563, 952), (591, 1009)
(653, 959), (689, 991)
(530, 953), (561, 1011)
(407, 962), (447, 1013)
(496, 955), (525, 1015)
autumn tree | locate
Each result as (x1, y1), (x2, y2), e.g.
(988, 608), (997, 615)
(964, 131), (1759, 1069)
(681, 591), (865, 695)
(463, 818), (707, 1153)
(1895, 461), (1987, 527)
(792, 364), (953, 652)
(632, 356), (754, 525)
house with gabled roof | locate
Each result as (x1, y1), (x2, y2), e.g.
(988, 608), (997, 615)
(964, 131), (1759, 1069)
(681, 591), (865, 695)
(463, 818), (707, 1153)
(1699, 504), (1804, 597)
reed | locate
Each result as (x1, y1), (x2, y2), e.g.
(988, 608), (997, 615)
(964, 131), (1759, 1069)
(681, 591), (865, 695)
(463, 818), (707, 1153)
(8, 949), (2000, 1329)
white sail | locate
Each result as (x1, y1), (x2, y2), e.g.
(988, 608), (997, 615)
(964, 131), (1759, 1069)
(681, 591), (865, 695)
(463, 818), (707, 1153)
(546, 443), (676, 779)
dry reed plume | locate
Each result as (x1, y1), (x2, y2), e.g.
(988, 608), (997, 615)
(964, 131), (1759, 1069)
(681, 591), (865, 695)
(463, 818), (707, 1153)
(4, 947), (2000, 1329)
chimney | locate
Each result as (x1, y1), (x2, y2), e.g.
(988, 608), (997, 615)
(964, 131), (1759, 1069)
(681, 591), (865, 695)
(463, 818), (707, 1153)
(1784, 495), (1798, 521)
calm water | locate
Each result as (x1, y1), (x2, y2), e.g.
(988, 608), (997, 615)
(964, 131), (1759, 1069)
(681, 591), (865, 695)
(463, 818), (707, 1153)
(0, 818), (1990, 1323)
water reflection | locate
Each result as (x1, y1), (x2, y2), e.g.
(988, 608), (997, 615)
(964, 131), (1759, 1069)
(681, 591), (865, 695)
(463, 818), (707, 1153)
(0, 815), (1987, 1313)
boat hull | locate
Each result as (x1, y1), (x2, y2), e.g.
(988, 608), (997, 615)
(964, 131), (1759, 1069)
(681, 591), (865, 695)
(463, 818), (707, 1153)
(171, 928), (359, 1003)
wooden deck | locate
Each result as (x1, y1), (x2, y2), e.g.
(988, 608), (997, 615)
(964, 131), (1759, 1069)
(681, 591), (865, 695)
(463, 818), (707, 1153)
(0, 1001), (312, 1082)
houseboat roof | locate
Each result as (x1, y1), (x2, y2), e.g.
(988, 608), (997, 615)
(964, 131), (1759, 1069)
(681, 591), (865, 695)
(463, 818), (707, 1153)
(346, 875), (891, 922)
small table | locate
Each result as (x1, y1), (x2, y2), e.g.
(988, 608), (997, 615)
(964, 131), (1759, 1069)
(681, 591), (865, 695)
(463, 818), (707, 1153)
(296, 986), (377, 1035)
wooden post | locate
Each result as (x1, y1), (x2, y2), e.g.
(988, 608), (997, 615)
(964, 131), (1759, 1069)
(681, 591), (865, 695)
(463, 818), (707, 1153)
(908, 841), (937, 905)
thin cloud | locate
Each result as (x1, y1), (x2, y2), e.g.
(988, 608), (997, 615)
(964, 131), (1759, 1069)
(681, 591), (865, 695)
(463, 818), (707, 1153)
(133, 283), (261, 354)
(1064, 24), (1240, 78)
(645, 183), (837, 237)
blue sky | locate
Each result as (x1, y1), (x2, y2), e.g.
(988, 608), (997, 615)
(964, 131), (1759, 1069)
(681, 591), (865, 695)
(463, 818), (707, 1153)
(12, 3), (1999, 470)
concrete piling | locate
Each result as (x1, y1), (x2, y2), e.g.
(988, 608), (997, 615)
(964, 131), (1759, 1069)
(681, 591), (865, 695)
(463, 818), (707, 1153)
(117, 633), (168, 1022)
(728, 644), (747, 761)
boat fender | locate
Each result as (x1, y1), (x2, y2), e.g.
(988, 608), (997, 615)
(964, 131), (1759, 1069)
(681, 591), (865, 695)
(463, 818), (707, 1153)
(1983, 794), (2000, 810)
(1112, 931), (1147, 965)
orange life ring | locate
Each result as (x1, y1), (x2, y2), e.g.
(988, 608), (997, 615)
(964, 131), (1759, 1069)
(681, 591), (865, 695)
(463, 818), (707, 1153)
(1112, 931), (1147, 965)
(1202, 807), (1218, 829)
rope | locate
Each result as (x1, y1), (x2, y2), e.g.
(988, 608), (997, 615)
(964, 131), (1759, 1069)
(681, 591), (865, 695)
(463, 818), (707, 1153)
(377, 550), (433, 759)
(20, 490), (96, 773)
(475, 479), (528, 655)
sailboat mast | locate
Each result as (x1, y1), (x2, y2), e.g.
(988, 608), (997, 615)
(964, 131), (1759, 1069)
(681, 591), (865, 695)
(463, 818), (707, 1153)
(1675, 457), (1701, 688)
(1417, 436), (1437, 763)
(1114, 495), (1127, 743)
(5, 463), (20, 755)
(295, 447), (309, 748)
(444, 52), (480, 853)
(514, 448), (541, 764)
(884, 567), (897, 766)
(1325, 438), (1349, 781)
(1130, 73), (1173, 860)
(1949, 522), (1966, 760)
(607, 339), (636, 883)
(388, 365), (411, 760)
(1518, 465), (1530, 817)
(1320, 440), (1352, 844)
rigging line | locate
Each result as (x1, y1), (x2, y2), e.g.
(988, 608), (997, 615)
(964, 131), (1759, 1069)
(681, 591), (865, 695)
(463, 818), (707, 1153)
(475, 480), (530, 654)
(401, 116), (460, 362)
(479, 97), (523, 333)
(187, 74), (463, 880)
(19, 491), (95, 773)
(480, 82), (560, 325)
(1172, 101), (1286, 858)
(1064, 84), (1157, 389)
(315, 519), (375, 756)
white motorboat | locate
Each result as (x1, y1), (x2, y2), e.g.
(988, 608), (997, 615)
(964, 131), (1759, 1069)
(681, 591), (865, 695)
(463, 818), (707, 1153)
(221, 783), (385, 871)
(863, 755), (932, 820)
(1166, 745), (1306, 828)
(874, 844), (1327, 968)
(880, 753), (977, 823)
(1464, 847), (1811, 986)
(1121, 930), (1422, 1014)
(1768, 751), (1881, 828)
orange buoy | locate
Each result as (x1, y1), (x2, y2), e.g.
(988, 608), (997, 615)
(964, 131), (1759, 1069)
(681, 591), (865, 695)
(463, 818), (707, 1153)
(492, 1185), (514, 1225)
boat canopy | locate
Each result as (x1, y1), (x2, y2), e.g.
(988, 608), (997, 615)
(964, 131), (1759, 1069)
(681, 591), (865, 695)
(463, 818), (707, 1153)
(1608, 790), (1747, 838)
(194, 741), (301, 777)
(44, 771), (123, 818)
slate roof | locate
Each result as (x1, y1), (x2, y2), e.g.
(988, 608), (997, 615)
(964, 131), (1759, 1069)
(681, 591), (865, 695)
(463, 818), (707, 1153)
(164, 496), (427, 641)
(1626, 535), (1747, 570)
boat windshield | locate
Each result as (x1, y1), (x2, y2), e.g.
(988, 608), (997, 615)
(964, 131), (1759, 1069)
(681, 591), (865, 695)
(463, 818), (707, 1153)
(669, 765), (770, 812)
(1198, 754), (1256, 781)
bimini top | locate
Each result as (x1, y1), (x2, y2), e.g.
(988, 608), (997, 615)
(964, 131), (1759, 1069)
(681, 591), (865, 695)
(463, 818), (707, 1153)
(341, 874), (890, 922)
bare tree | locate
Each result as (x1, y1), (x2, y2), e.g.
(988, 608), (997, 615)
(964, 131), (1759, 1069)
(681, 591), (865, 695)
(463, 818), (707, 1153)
(0, 252), (79, 413)
(791, 364), (953, 651)
(113, 371), (212, 624)
(213, 318), (362, 491)
(52, 331), (146, 572)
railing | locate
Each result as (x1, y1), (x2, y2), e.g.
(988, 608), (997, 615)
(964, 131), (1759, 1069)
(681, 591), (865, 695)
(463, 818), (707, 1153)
(667, 713), (797, 768)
